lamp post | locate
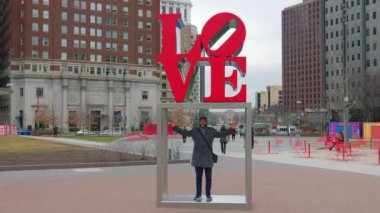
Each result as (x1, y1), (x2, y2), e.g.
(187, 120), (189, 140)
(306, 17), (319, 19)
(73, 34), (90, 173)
(343, 97), (349, 143)
(296, 101), (302, 138)
(6, 83), (14, 135)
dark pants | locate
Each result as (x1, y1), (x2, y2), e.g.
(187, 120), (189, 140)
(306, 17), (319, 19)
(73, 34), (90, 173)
(232, 134), (236, 141)
(195, 167), (212, 197)
(221, 142), (227, 154)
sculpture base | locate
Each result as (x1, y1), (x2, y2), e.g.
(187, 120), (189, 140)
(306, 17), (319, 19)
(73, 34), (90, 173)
(160, 194), (251, 210)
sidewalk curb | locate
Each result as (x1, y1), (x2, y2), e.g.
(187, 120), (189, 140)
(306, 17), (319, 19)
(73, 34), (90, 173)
(0, 159), (190, 172)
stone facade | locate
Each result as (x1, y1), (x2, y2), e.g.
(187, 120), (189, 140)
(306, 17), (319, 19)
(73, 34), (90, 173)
(0, 0), (162, 132)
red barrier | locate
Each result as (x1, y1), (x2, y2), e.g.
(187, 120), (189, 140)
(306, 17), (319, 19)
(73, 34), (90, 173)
(308, 144), (311, 158)
(304, 140), (307, 153)
(268, 141), (271, 154)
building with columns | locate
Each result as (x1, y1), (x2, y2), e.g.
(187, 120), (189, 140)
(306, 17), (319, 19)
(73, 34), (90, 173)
(0, 0), (161, 132)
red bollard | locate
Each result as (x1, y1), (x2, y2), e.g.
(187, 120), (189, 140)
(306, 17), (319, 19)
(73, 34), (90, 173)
(349, 143), (352, 156)
(343, 144), (346, 161)
(308, 144), (311, 158)
(304, 140), (307, 153)
(371, 139), (373, 150)
(268, 141), (271, 155)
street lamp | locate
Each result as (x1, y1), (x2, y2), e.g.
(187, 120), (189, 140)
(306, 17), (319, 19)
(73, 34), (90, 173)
(296, 101), (302, 138)
(343, 97), (349, 143)
(6, 83), (14, 135)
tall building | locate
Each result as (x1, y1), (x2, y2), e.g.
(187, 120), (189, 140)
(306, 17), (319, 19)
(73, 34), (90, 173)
(160, 0), (200, 103)
(255, 91), (269, 113)
(282, 0), (325, 115)
(267, 85), (283, 107)
(255, 85), (282, 114)
(325, 0), (380, 121)
(0, 0), (161, 132)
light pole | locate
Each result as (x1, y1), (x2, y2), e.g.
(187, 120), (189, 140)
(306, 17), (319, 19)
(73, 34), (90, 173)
(296, 101), (302, 138)
(343, 97), (349, 143)
(6, 83), (14, 135)
(342, 1), (350, 144)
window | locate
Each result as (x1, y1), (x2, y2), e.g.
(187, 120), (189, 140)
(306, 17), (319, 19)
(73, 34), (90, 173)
(61, 38), (67, 47)
(138, 21), (143, 29)
(142, 91), (148, 100)
(32, 50), (38, 58)
(32, 36), (38, 45)
(123, 7), (129, 14)
(123, 32), (129, 39)
(73, 40), (79, 48)
(32, 0), (38, 4)
(146, 22), (152, 30)
(42, 37), (49, 46)
(97, 3), (102, 11)
(32, 23), (38, 31)
(61, 52), (67, 60)
(123, 57), (129, 63)
(20, 88), (24, 97)
(62, 0), (67, 7)
(62, 12), (67, 21)
(32, 9), (39, 18)
(42, 24), (49, 32)
(123, 44), (129, 52)
(138, 9), (143, 17)
(42, 51), (48, 59)
(36, 88), (44, 97)
(32, 64), (38, 71)
(43, 10), (49, 19)
(61, 25), (67, 34)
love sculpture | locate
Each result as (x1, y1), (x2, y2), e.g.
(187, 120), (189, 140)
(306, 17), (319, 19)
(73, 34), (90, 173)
(156, 13), (252, 210)
(157, 12), (247, 103)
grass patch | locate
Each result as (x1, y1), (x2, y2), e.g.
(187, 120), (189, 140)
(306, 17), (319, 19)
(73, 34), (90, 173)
(0, 136), (150, 166)
(60, 136), (123, 143)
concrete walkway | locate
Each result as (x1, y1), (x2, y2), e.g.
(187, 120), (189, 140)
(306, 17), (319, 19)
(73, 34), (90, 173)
(0, 159), (379, 213)
(29, 136), (380, 176)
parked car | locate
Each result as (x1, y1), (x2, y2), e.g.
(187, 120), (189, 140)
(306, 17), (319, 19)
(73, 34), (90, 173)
(76, 129), (90, 135)
(99, 130), (121, 136)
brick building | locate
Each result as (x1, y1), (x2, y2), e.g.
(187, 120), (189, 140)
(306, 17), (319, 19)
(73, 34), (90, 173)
(0, 0), (162, 132)
(282, 0), (325, 115)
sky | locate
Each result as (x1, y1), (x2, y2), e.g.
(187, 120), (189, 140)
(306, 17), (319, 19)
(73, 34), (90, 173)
(190, 0), (302, 104)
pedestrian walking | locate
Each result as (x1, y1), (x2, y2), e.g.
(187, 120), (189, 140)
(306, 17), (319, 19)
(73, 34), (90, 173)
(220, 125), (228, 154)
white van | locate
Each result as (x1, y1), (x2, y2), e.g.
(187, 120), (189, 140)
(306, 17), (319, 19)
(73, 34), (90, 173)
(276, 126), (297, 136)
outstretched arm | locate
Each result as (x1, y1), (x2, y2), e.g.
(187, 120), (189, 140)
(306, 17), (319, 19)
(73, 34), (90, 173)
(173, 126), (193, 137)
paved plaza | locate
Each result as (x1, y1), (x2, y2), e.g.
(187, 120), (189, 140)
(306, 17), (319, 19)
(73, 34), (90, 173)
(0, 136), (379, 213)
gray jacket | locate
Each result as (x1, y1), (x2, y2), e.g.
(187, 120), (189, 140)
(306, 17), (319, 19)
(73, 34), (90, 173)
(173, 126), (232, 168)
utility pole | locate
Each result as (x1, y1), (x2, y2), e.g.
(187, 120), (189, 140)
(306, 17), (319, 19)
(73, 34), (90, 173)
(341, 0), (349, 143)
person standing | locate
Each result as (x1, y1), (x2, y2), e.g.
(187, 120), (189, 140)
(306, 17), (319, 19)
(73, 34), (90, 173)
(220, 125), (228, 154)
(231, 127), (236, 141)
(172, 116), (233, 202)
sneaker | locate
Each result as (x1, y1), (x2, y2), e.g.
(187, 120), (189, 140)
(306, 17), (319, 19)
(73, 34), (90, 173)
(193, 196), (202, 202)
(206, 196), (212, 202)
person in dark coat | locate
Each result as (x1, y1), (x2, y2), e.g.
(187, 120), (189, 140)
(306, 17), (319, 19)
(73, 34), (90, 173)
(220, 125), (228, 154)
(172, 116), (233, 202)
(231, 127), (236, 141)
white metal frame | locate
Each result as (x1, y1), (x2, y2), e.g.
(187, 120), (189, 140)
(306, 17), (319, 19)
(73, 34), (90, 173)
(157, 103), (252, 210)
